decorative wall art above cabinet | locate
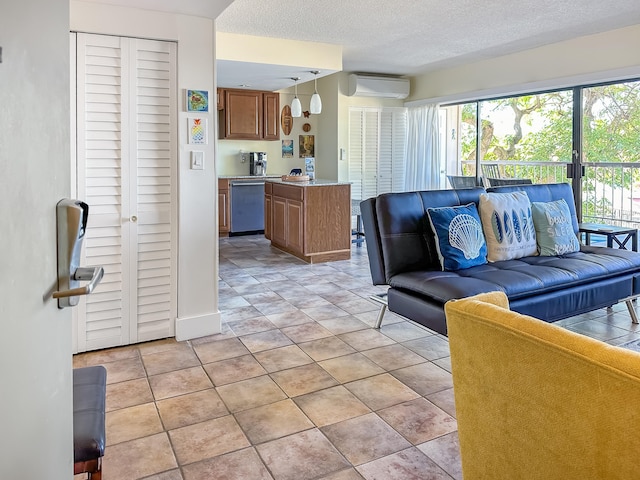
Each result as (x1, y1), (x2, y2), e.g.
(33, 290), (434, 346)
(217, 88), (279, 141)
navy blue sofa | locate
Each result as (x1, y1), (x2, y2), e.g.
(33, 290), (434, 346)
(361, 183), (640, 335)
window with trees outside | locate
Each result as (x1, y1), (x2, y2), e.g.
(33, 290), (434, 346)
(441, 79), (640, 227)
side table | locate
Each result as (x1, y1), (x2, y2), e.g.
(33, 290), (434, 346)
(578, 223), (638, 252)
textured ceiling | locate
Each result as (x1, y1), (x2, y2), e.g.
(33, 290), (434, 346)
(79, 0), (640, 91)
(217, 0), (640, 77)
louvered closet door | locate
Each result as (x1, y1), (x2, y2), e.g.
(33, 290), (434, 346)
(349, 107), (408, 201)
(74, 33), (177, 352)
(348, 108), (380, 201)
(380, 108), (407, 193)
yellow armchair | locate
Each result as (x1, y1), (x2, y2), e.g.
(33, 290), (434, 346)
(445, 291), (640, 480)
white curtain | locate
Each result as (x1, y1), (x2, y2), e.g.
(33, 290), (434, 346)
(404, 103), (441, 191)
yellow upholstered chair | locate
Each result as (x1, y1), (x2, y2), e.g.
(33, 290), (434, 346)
(445, 291), (640, 480)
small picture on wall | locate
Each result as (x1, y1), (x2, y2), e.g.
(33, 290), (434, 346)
(188, 118), (207, 144)
(186, 90), (209, 112)
(299, 135), (314, 158)
(282, 139), (294, 158)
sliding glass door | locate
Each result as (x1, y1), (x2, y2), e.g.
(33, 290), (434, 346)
(442, 78), (640, 226)
(580, 80), (640, 226)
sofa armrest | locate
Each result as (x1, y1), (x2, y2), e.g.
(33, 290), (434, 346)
(360, 197), (387, 285)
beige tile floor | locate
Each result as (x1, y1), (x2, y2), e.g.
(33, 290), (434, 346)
(74, 235), (640, 480)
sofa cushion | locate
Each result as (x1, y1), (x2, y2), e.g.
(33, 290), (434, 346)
(389, 246), (640, 304)
(427, 203), (487, 271)
(531, 199), (580, 256)
(479, 191), (537, 262)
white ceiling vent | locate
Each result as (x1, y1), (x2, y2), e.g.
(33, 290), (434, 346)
(348, 74), (410, 99)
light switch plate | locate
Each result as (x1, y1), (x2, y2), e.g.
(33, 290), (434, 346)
(191, 151), (204, 170)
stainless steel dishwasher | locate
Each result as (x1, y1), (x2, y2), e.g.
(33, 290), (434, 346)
(230, 179), (265, 234)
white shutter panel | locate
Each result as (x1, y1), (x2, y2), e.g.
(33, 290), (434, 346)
(76, 33), (130, 351)
(362, 109), (380, 200)
(391, 108), (408, 192)
(378, 110), (394, 194)
(74, 34), (176, 352)
(348, 108), (364, 201)
(132, 38), (176, 342)
(348, 106), (408, 202)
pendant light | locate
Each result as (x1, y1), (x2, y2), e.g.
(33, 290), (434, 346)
(291, 77), (302, 118)
(310, 70), (322, 114)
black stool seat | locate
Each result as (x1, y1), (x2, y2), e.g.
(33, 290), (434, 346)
(73, 366), (107, 464)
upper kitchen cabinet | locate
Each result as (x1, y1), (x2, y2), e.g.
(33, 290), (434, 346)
(263, 92), (279, 140)
(218, 88), (279, 141)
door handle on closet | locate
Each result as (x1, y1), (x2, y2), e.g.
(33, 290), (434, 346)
(53, 266), (104, 299)
(131, 215), (137, 222)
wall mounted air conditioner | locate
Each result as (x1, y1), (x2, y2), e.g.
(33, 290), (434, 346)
(347, 74), (410, 99)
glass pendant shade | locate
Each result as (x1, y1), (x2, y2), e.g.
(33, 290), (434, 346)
(291, 96), (302, 117)
(310, 72), (322, 114)
(310, 92), (322, 114)
(291, 77), (302, 117)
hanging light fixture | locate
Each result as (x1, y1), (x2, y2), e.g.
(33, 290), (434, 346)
(310, 70), (322, 114)
(290, 77), (302, 118)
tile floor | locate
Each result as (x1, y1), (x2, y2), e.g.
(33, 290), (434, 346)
(73, 235), (640, 480)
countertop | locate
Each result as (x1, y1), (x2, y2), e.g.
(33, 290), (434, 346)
(218, 175), (282, 179)
(265, 178), (351, 187)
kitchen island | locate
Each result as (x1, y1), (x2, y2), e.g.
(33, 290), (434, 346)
(265, 178), (351, 263)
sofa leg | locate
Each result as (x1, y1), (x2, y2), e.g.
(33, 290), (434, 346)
(626, 299), (639, 324)
(374, 304), (387, 329)
(369, 293), (388, 329)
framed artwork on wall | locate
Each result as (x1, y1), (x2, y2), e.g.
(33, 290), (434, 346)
(299, 135), (314, 158)
(282, 139), (294, 158)
(188, 118), (207, 144)
(186, 90), (209, 112)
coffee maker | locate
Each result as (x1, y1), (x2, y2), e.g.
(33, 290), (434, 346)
(249, 152), (267, 176)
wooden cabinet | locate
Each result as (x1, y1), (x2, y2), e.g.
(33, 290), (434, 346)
(263, 92), (280, 140)
(264, 182), (272, 240)
(286, 199), (304, 252)
(266, 181), (351, 263)
(218, 88), (279, 141)
(218, 178), (230, 236)
(217, 88), (225, 111)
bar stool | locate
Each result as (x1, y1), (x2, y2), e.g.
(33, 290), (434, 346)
(352, 199), (365, 247)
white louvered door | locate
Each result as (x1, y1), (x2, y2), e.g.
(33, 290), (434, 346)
(348, 107), (407, 201)
(73, 33), (177, 352)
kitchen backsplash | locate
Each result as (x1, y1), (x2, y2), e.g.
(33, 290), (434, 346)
(217, 98), (319, 176)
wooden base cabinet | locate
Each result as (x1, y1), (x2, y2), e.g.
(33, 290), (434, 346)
(264, 183), (273, 240)
(266, 181), (351, 263)
(218, 178), (230, 237)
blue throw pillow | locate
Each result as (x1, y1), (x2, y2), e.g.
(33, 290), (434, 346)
(427, 203), (488, 271)
(531, 199), (580, 256)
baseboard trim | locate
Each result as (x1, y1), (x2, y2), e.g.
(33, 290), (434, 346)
(175, 311), (221, 341)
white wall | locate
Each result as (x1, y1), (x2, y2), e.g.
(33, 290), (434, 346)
(0, 0), (73, 478)
(70, 1), (221, 339)
(408, 24), (640, 104)
(329, 72), (405, 182)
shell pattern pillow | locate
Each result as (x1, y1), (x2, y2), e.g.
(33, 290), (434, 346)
(478, 191), (537, 262)
(426, 203), (487, 271)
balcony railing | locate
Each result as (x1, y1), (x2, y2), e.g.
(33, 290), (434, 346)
(458, 160), (640, 228)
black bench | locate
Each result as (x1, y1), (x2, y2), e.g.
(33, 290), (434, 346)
(74, 366), (107, 480)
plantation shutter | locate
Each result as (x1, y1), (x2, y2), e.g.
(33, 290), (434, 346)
(74, 33), (176, 352)
(348, 106), (407, 200)
(133, 38), (177, 342)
